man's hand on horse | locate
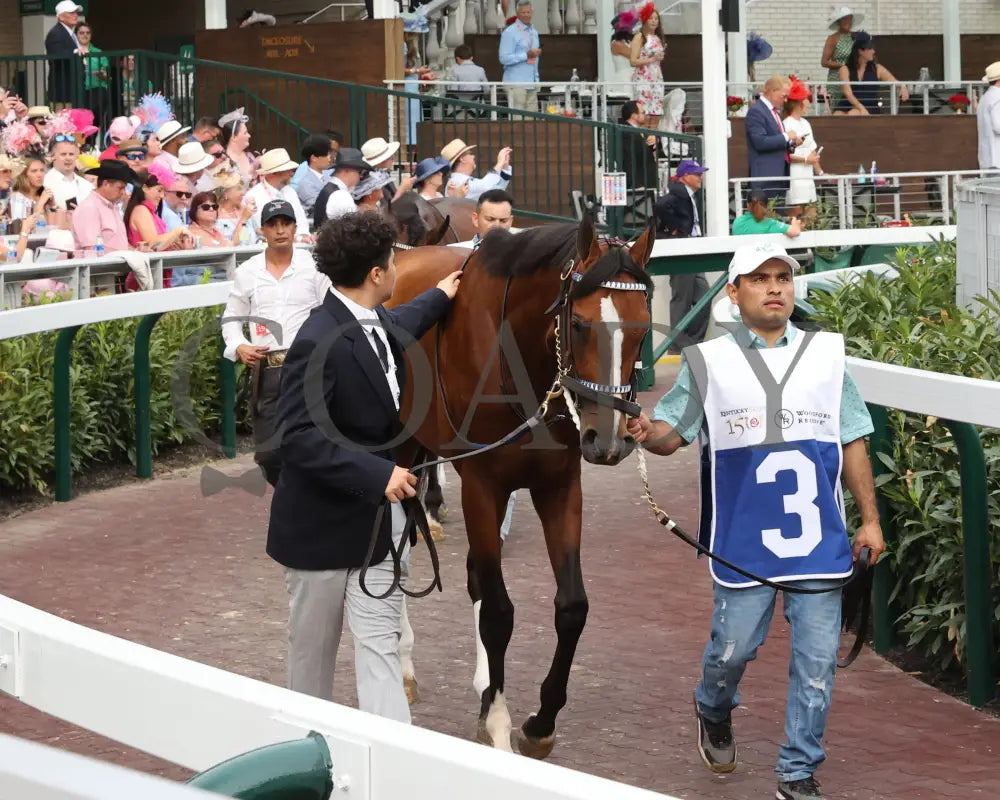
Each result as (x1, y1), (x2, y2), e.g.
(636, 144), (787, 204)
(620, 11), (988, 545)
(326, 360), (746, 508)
(236, 344), (269, 365)
(385, 466), (418, 502)
(436, 270), (462, 299)
(853, 520), (884, 565)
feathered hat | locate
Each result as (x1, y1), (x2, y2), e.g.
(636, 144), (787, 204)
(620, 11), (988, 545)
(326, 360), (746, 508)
(134, 92), (174, 131)
(637, 2), (656, 25)
(1, 120), (42, 156)
(612, 8), (638, 32)
(145, 160), (178, 188)
(747, 32), (773, 64)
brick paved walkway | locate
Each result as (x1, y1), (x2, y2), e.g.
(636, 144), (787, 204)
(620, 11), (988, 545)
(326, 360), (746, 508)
(1, 375), (998, 799)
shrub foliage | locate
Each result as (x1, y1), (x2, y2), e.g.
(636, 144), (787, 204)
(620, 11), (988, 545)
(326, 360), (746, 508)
(809, 239), (1000, 673)
(0, 307), (241, 495)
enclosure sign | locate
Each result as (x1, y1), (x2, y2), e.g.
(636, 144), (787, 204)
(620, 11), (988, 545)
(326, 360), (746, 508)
(259, 34), (316, 59)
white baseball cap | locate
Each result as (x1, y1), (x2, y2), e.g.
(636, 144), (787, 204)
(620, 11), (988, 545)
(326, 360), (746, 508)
(728, 242), (799, 285)
(55, 0), (82, 13)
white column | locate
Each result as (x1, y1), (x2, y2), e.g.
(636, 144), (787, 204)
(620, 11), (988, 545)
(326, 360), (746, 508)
(942, 0), (961, 84)
(701, 0), (729, 237)
(725, 0), (747, 86)
(204, 0), (227, 29)
(372, 0), (397, 18)
(596, 0), (615, 81)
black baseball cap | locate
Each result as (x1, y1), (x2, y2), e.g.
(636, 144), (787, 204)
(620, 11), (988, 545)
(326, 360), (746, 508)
(260, 199), (296, 225)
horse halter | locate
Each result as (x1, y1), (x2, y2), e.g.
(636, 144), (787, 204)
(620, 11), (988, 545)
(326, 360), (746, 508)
(545, 257), (648, 421)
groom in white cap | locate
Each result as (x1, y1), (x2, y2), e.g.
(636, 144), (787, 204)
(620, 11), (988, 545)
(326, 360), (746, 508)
(246, 148), (311, 234)
(627, 242), (883, 800)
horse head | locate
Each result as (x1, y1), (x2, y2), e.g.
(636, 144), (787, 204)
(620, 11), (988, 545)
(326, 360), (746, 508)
(555, 216), (655, 466)
(390, 193), (456, 247)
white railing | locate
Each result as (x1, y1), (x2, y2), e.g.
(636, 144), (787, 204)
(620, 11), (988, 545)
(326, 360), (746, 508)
(386, 77), (984, 128)
(0, 735), (218, 799)
(0, 245), (269, 311)
(0, 594), (679, 800)
(730, 170), (1000, 228)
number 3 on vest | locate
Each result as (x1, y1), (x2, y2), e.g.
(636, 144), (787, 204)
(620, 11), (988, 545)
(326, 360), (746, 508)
(755, 450), (822, 559)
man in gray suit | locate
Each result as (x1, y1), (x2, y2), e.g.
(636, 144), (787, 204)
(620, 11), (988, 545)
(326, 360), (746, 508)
(296, 134), (335, 217)
(978, 62), (1000, 170)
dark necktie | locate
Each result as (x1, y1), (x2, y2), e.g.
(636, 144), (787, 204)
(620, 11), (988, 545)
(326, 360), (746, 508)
(372, 328), (390, 374)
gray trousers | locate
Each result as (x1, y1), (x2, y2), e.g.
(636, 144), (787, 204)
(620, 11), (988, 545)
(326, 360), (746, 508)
(506, 87), (539, 113)
(283, 504), (410, 723)
(669, 272), (711, 350)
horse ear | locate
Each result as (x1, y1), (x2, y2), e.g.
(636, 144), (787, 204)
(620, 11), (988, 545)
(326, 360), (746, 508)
(576, 213), (602, 266)
(427, 214), (451, 246)
(628, 218), (656, 269)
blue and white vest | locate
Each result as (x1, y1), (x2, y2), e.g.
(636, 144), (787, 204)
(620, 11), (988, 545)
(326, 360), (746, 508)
(689, 330), (853, 588)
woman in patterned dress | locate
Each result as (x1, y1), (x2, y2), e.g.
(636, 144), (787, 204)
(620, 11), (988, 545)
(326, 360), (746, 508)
(630, 2), (665, 131)
(821, 6), (863, 110)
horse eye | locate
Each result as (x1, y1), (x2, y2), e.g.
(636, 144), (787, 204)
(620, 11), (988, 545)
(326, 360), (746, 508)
(570, 316), (584, 332)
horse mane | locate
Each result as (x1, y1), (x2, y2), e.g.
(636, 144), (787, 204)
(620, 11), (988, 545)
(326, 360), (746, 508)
(477, 224), (654, 297)
(391, 193), (427, 246)
(477, 224), (578, 278)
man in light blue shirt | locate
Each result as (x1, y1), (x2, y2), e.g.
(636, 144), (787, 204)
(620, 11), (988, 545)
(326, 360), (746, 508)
(291, 129), (342, 192)
(498, 0), (540, 112)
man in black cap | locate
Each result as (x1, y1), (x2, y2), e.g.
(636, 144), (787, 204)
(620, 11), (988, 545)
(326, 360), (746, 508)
(313, 147), (368, 228)
(71, 159), (138, 254)
(221, 199), (331, 486)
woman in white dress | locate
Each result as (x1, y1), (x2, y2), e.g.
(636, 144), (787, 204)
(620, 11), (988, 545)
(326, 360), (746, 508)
(783, 79), (823, 218)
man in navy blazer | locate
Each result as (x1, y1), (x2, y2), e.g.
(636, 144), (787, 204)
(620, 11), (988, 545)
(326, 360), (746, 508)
(45, 1), (84, 106)
(745, 76), (802, 204)
(267, 211), (461, 721)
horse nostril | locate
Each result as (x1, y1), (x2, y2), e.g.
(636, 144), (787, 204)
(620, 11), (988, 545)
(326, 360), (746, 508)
(581, 428), (598, 447)
(623, 433), (636, 446)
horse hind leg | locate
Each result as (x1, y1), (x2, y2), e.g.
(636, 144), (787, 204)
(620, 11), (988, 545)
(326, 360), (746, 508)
(467, 551), (490, 696)
(421, 464), (446, 541)
(515, 483), (588, 760)
(400, 597), (419, 705)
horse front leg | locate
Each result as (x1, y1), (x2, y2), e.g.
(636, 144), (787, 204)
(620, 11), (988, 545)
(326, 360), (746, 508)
(463, 473), (515, 752)
(517, 476), (588, 760)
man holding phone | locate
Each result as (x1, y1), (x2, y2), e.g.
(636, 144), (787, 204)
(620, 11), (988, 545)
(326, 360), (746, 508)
(221, 199), (331, 486)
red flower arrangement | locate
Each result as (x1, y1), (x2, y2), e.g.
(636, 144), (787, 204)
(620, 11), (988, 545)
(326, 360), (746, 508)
(948, 93), (971, 110)
(726, 95), (745, 113)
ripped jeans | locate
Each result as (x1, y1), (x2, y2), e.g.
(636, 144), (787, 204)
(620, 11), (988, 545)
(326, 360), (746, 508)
(694, 580), (843, 782)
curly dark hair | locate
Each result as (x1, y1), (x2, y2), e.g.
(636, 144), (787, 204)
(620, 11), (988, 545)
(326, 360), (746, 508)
(314, 211), (397, 288)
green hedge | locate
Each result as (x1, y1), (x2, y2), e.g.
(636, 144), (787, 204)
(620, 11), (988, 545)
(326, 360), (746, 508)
(0, 306), (241, 495)
(809, 239), (1000, 673)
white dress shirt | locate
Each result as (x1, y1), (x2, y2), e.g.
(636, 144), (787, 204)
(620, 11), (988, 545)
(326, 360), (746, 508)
(43, 168), (92, 206)
(758, 96), (790, 142)
(329, 287), (400, 408)
(447, 168), (511, 201)
(685, 184), (701, 237)
(325, 177), (358, 220)
(221, 247), (331, 360)
(246, 179), (311, 233)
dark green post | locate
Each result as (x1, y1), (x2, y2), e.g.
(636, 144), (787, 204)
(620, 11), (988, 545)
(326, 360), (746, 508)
(53, 326), (82, 503)
(866, 404), (896, 653)
(187, 731), (333, 799)
(134, 313), (164, 479)
(220, 354), (237, 459)
(943, 420), (994, 708)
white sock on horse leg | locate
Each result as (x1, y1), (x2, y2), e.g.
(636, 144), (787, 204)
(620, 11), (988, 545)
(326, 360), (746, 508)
(400, 596), (416, 682)
(472, 600), (490, 695)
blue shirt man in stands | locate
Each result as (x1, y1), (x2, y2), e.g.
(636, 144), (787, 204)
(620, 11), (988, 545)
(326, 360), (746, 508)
(627, 242), (884, 800)
(291, 129), (342, 194)
(498, 0), (540, 112)
(295, 134), (336, 217)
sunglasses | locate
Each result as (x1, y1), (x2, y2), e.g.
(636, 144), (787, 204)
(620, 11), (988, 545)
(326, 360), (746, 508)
(199, 203), (219, 211)
(51, 134), (75, 144)
(169, 190), (192, 198)
(122, 152), (145, 161)
(208, 150), (225, 158)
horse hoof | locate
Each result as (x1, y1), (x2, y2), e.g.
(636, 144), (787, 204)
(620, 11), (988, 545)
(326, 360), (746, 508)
(404, 676), (420, 705)
(438, 503), (449, 522)
(475, 718), (491, 745)
(428, 519), (445, 542)
(514, 726), (556, 760)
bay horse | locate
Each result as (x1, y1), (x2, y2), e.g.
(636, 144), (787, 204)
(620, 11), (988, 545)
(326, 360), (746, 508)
(389, 193), (454, 248)
(388, 216), (655, 756)
(430, 196), (478, 241)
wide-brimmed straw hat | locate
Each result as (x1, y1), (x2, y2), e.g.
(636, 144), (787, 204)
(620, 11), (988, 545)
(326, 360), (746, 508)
(441, 138), (476, 166)
(414, 156), (450, 183)
(174, 142), (215, 174)
(828, 6), (863, 30)
(256, 148), (298, 175)
(26, 106), (51, 120)
(361, 137), (401, 167)
(984, 61), (1000, 83)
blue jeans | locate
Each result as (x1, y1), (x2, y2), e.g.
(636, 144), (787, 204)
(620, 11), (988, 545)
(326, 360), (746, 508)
(694, 580), (842, 782)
